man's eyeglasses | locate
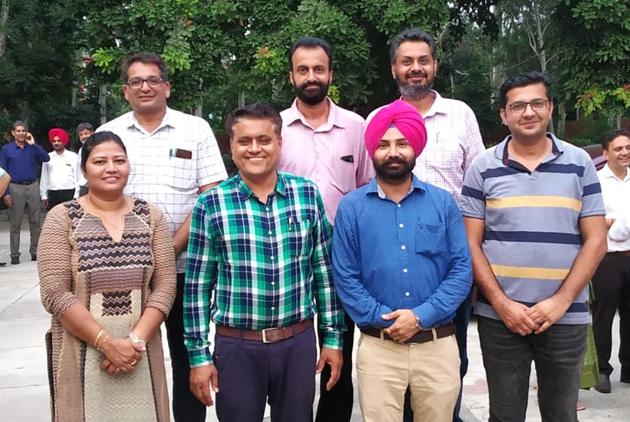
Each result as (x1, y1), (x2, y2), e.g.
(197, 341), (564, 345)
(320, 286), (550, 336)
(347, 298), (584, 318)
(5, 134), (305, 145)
(506, 99), (549, 114)
(125, 77), (164, 89)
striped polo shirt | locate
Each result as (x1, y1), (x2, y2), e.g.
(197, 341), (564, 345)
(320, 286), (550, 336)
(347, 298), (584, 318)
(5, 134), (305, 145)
(461, 134), (605, 324)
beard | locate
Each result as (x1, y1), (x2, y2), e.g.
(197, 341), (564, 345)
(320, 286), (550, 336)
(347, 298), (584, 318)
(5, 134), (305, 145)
(374, 156), (416, 183)
(294, 80), (329, 105)
(395, 73), (433, 100)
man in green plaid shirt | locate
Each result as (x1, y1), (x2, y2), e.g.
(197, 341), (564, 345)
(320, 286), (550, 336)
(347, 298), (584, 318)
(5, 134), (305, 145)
(184, 103), (345, 422)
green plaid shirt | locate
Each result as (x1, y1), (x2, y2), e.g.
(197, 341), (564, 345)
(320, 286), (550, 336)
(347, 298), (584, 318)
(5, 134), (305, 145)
(184, 172), (345, 367)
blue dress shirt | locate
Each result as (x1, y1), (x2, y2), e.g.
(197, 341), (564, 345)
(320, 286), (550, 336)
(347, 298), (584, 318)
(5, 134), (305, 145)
(332, 176), (472, 329)
(0, 141), (49, 185)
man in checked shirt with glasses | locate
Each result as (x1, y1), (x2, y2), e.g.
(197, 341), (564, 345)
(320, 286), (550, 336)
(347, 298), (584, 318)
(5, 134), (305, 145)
(98, 52), (227, 422)
(184, 103), (345, 422)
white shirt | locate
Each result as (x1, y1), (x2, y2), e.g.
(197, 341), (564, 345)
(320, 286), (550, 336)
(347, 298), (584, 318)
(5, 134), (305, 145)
(76, 146), (87, 187)
(598, 163), (630, 251)
(368, 91), (485, 204)
(98, 107), (228, 271)
(40, 149), (79, 199)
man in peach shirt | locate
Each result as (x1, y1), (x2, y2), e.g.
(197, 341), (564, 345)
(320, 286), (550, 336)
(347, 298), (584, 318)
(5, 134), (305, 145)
(278, 36), (372, 422)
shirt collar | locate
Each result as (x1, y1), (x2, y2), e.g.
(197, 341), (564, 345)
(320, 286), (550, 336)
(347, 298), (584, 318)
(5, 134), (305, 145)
(599, 163), (630, 182)
(127, 107), (175, 135)
(366, 174), (426, 199)
(494, 133), (564, 165)
(284, 98), (346, 131)
(423, 91), (448, 118)
(236, 171), (288, 201)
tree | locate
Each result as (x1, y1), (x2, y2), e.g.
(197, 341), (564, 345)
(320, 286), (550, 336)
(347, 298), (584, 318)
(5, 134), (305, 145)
(552, 0), (630, 127)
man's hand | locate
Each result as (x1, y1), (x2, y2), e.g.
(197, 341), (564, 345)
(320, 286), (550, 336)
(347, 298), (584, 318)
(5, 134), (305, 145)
(42, 199), (48, 209)
(605, 218), (615, 229)
(3, 195), (12, 208)
(382, 309), (420, 342)
(190, 364), (219, 406)
(494, 297), (538, 336)
(526, 295), (571, 334)
(316, 347), (343, 391)
(25, 132), (35, 145)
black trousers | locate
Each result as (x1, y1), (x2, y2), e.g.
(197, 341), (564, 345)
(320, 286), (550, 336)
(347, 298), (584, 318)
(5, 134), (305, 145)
(165, 273), (206, 422)
(592, 253), (630, 379)
(47, 189), (75, 210)
(315, 313), (355, 422)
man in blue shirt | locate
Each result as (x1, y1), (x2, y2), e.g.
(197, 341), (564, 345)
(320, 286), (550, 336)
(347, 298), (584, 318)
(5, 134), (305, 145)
(0, 121), (49, 264)
(333, 100), (471, 422)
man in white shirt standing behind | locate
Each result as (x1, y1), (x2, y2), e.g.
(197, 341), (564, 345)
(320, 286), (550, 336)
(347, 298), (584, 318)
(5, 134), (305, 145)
(40, 128), (79, 210)
(98, 52), (227, 422)
(592, 128), (630, 393)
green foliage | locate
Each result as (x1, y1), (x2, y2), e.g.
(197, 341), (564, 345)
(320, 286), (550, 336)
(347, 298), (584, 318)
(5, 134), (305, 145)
(552, 0), (630, 117)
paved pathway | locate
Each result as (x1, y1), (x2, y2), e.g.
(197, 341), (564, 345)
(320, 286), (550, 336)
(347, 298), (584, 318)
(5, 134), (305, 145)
(1, 212), (628, 421)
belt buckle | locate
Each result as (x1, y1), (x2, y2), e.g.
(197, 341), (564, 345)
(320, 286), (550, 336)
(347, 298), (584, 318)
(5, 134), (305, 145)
(261, 328), (274, 344)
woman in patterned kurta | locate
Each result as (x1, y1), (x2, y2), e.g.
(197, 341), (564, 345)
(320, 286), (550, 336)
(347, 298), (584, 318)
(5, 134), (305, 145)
(38, 132), (176, 422)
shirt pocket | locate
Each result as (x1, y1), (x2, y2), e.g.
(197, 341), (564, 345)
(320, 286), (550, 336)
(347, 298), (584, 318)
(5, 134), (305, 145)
(330, 158), (356, 194)
(161, 144), (197, 190)
(281, 212), (314, 257)
(415, 222), (446, 256)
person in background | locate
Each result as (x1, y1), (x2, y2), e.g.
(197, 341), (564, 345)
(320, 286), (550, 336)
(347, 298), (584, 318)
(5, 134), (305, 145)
(75, 122), (94, 197)
(591, 128), (630, 393)
(38, 131), (176, 421)
(0, 165), (10, 267)
(40, 128), (79, 210)
(0, 120), (50, 264)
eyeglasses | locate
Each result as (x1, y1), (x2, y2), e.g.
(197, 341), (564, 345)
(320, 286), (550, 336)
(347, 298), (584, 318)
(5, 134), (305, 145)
(506, 99), (549, 114)
(125, 76), (164, 89)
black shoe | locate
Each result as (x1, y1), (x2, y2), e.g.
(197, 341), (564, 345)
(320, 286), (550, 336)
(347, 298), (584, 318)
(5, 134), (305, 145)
(621, 369), (630, 384)
(31, 254), (37, 261)
(0, 262), (5, 267)
(11, 257), (19, 265)
(594, 373), (611, 393)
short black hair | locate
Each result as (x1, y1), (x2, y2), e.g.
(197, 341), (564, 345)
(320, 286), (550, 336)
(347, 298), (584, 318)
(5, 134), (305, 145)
(75, 122), (94, 135)
(499, 71), (554, 108)
(12, 120), (27, 131)
(224, 103), (283, 139)
(389, 28), (437, 64)
(121, 52), (169, 83)
(601, 128), (630, 151)
(288, 37), (333, 69)
(80, 131), (127, 170)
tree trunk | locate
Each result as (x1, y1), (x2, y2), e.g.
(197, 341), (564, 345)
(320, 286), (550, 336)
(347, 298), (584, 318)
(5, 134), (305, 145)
(0, 0), (9, 59)
(616, 112), (622, 129)
(99, 83), (108, 125)
(194, 104), (202, 117)
(557, 102), (566, 138)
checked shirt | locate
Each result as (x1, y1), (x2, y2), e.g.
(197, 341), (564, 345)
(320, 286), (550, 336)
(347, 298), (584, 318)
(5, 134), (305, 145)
(184, 172), (345, 367)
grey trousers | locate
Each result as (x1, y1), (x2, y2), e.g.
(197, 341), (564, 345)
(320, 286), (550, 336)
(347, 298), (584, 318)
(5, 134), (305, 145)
(8, 182), (42, 258)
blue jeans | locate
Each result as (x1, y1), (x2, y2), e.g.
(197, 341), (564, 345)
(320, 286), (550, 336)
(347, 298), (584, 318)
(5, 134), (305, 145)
(478, 316), (586, 422)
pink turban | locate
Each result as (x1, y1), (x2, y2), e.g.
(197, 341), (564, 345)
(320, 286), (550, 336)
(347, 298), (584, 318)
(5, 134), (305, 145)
(48, 128), (70, 146)
(365, 100), (427, 159)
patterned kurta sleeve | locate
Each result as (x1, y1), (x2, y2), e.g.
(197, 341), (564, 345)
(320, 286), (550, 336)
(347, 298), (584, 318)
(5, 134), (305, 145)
(146, 205), (177, 316)
(38, 205), (80, 317)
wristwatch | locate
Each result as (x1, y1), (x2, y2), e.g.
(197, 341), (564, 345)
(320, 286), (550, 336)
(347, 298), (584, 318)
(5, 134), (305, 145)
(414, 313), (422, 329)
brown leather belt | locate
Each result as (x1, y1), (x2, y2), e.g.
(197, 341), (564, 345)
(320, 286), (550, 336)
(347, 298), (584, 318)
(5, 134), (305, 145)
(361, 323), (456, 344)
(608, 251), (630, 257)
(215, 319), (313, 344)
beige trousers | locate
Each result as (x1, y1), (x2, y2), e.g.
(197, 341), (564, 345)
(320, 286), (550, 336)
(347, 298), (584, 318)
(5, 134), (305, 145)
(356, 332), (461, 422)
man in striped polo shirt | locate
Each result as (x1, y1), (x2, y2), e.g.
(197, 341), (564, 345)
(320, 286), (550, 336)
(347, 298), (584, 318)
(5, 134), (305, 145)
(461, 71), (607, 421)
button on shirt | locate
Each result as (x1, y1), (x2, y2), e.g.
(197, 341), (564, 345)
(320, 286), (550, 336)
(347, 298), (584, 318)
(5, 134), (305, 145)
(367, 91), (485, 204)
(98, 107), (228, 271)
(40, 150), (79, 199)
(0, 141), (50, 184)
(184, 172), (345, 367)
(332, 176), (472, 329)
(279, 98), (373, 224)
(598, 164), (630, 251)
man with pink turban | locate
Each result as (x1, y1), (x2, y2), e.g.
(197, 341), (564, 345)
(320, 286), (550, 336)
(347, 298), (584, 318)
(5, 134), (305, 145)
(40, 128), (79, 210)
(332, 99), (472, 422)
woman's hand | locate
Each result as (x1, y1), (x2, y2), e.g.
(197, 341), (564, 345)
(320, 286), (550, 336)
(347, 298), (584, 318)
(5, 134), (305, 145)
(99, 336), (142, 373)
